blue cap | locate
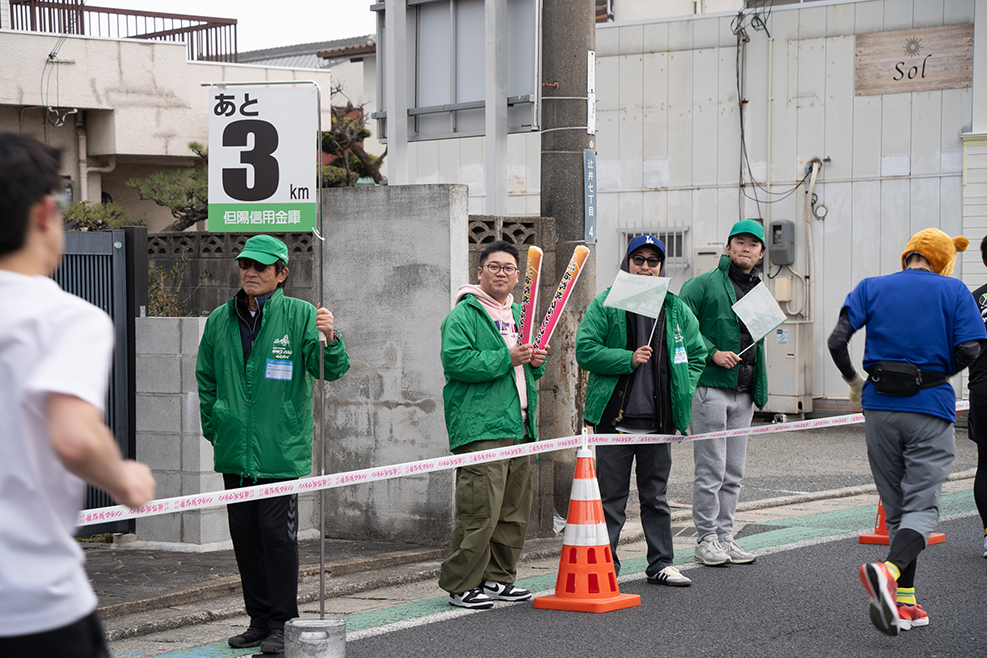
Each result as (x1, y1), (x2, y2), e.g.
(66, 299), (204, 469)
(627, 234), (665, 258)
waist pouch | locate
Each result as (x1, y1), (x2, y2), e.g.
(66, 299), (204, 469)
(865, 361), (948, 396)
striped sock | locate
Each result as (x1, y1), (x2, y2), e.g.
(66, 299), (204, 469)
(884, 561), (901, 581)
(897, 587), (916, 606)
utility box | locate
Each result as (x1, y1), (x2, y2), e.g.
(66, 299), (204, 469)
(693, 244), (723, 277)
(764, 320), (813, 415)
(769, 220), (795, 266)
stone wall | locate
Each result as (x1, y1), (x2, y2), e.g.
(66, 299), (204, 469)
(132, 316), (319, 551)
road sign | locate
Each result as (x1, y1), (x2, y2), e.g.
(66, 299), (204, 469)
(207, 86), (319, 233)
(584, 149), (597, 244)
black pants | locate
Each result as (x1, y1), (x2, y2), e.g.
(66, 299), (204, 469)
(223, 474), (300, 631)
(968, 401), (987, 531)
(595, 428), (673, 578)
(3, 611), (108, 658)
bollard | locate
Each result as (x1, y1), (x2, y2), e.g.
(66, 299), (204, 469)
(284, 618), (345, 658)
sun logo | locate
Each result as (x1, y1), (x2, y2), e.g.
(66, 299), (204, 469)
(903, 37), (922, 57)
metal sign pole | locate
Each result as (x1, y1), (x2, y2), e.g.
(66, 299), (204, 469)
(313, 83), (327, 621)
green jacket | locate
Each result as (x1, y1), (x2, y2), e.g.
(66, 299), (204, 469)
(576, 288), (707, 433)
(679, 254), (768, 409)
(196, 288), (350, 479)
(440, 294), (545, 451)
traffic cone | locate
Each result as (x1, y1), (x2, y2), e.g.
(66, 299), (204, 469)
(859, 498), (944, 545)
(534, 447), (641, 613)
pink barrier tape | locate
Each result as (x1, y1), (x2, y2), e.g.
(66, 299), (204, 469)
(78, 401), (971, 527)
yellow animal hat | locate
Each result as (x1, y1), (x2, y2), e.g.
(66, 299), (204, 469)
(901, 228), (969, 277)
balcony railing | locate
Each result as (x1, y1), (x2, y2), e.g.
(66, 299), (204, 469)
(10, 0), (238, 63)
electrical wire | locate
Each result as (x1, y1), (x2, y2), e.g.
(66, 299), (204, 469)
(732, 4), (808, 216)
(40, 1), (87, 126)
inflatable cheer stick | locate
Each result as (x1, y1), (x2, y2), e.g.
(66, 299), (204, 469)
(518, 246), (543, 345)
(533, 245), (590, 350)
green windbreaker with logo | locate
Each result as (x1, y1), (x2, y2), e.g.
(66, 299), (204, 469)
(577, 288), (707, 433)
(196, 288), (350, 479)
(440, 294), (545, 451)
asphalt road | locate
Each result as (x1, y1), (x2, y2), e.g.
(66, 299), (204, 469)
(347, 514), (987, 658)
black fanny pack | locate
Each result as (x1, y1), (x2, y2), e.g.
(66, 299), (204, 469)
(865, 361), (948, 397)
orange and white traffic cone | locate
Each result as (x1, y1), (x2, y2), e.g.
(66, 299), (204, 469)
(859, 498), (944, 545)
(534, 446), (640, 613)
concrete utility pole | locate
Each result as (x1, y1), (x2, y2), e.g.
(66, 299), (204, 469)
(540, 0), (596, 515)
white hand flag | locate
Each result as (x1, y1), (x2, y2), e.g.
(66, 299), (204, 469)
(731, 282), (787, 354)
(603, 271), (670, 319)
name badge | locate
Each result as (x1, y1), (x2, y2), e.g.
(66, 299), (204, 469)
(673, 346), (688, 365)
(265, 359), (293, 381)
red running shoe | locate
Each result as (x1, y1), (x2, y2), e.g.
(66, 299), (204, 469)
(859, 562), (900, 636)
(897, 602), (929, 630)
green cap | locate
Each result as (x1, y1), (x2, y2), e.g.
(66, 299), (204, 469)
(237, 235), (289, 265)
(728, 219), (765, 245)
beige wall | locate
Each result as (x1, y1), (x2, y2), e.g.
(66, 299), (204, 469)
(0, 31), (332, 231)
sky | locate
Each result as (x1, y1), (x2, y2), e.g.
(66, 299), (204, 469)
(91, 0), (378, 53)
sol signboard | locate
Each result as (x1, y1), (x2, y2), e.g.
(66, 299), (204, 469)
(855, 24), (973, 96)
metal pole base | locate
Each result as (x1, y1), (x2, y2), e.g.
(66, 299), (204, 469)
(284, 618), (345, 658)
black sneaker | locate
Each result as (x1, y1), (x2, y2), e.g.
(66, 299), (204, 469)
(482, 580), (533, 601)
(259, 627), (285, 654)
(228, 626), (269, 648)
(449, 586), (494, 609)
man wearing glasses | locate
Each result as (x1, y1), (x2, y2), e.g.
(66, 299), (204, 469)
(438, 240), (549, 609)
(196, 234), (349, 653)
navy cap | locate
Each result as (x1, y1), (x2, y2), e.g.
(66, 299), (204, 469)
(627, 234), (665, 258)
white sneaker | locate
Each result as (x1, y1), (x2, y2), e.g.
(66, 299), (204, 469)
(647, 565), (692, 587)
(482, 580), (533, 601)
(449, 586), (494, 609)
(694, 534), (730, 566)
(721, 536), (757, 564)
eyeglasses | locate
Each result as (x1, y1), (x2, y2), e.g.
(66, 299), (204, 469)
(484, 263), (518, 275)
(238, 259), (273, 273)
(631, 255), (662, 268)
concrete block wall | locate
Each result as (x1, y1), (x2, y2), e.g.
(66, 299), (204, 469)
(321, 184), (469, 546)
(132, 317), (319, 551)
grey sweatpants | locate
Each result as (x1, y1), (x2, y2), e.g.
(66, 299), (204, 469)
(864, 409), (954, 543)
(690, 386), (754, 540)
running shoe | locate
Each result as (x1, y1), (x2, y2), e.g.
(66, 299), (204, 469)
(859, 562), (899, 637)
(721, 535), (757, 564)
(694, 534), (730, 566)
(896, 602), (929, 630)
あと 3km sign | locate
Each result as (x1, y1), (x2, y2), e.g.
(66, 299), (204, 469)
(207, 86), (319, 233)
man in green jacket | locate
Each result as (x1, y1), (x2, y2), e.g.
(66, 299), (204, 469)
(679, 219), (768, 567)
(437, 240), (549, 609)
(196, 235), (349, 653)
(577, 234), (706, 587)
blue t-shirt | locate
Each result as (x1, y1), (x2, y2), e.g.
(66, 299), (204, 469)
(843, 269), (986, 422)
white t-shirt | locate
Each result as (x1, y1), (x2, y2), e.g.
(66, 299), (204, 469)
(0, 270), (115, 636)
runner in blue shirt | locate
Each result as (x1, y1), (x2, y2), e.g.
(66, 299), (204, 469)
(828, 228), (985, 637)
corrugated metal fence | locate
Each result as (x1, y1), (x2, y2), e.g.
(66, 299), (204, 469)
(53, 228), (147, 535)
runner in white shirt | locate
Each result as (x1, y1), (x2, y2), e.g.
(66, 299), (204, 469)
(0, 132), (155, 657)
